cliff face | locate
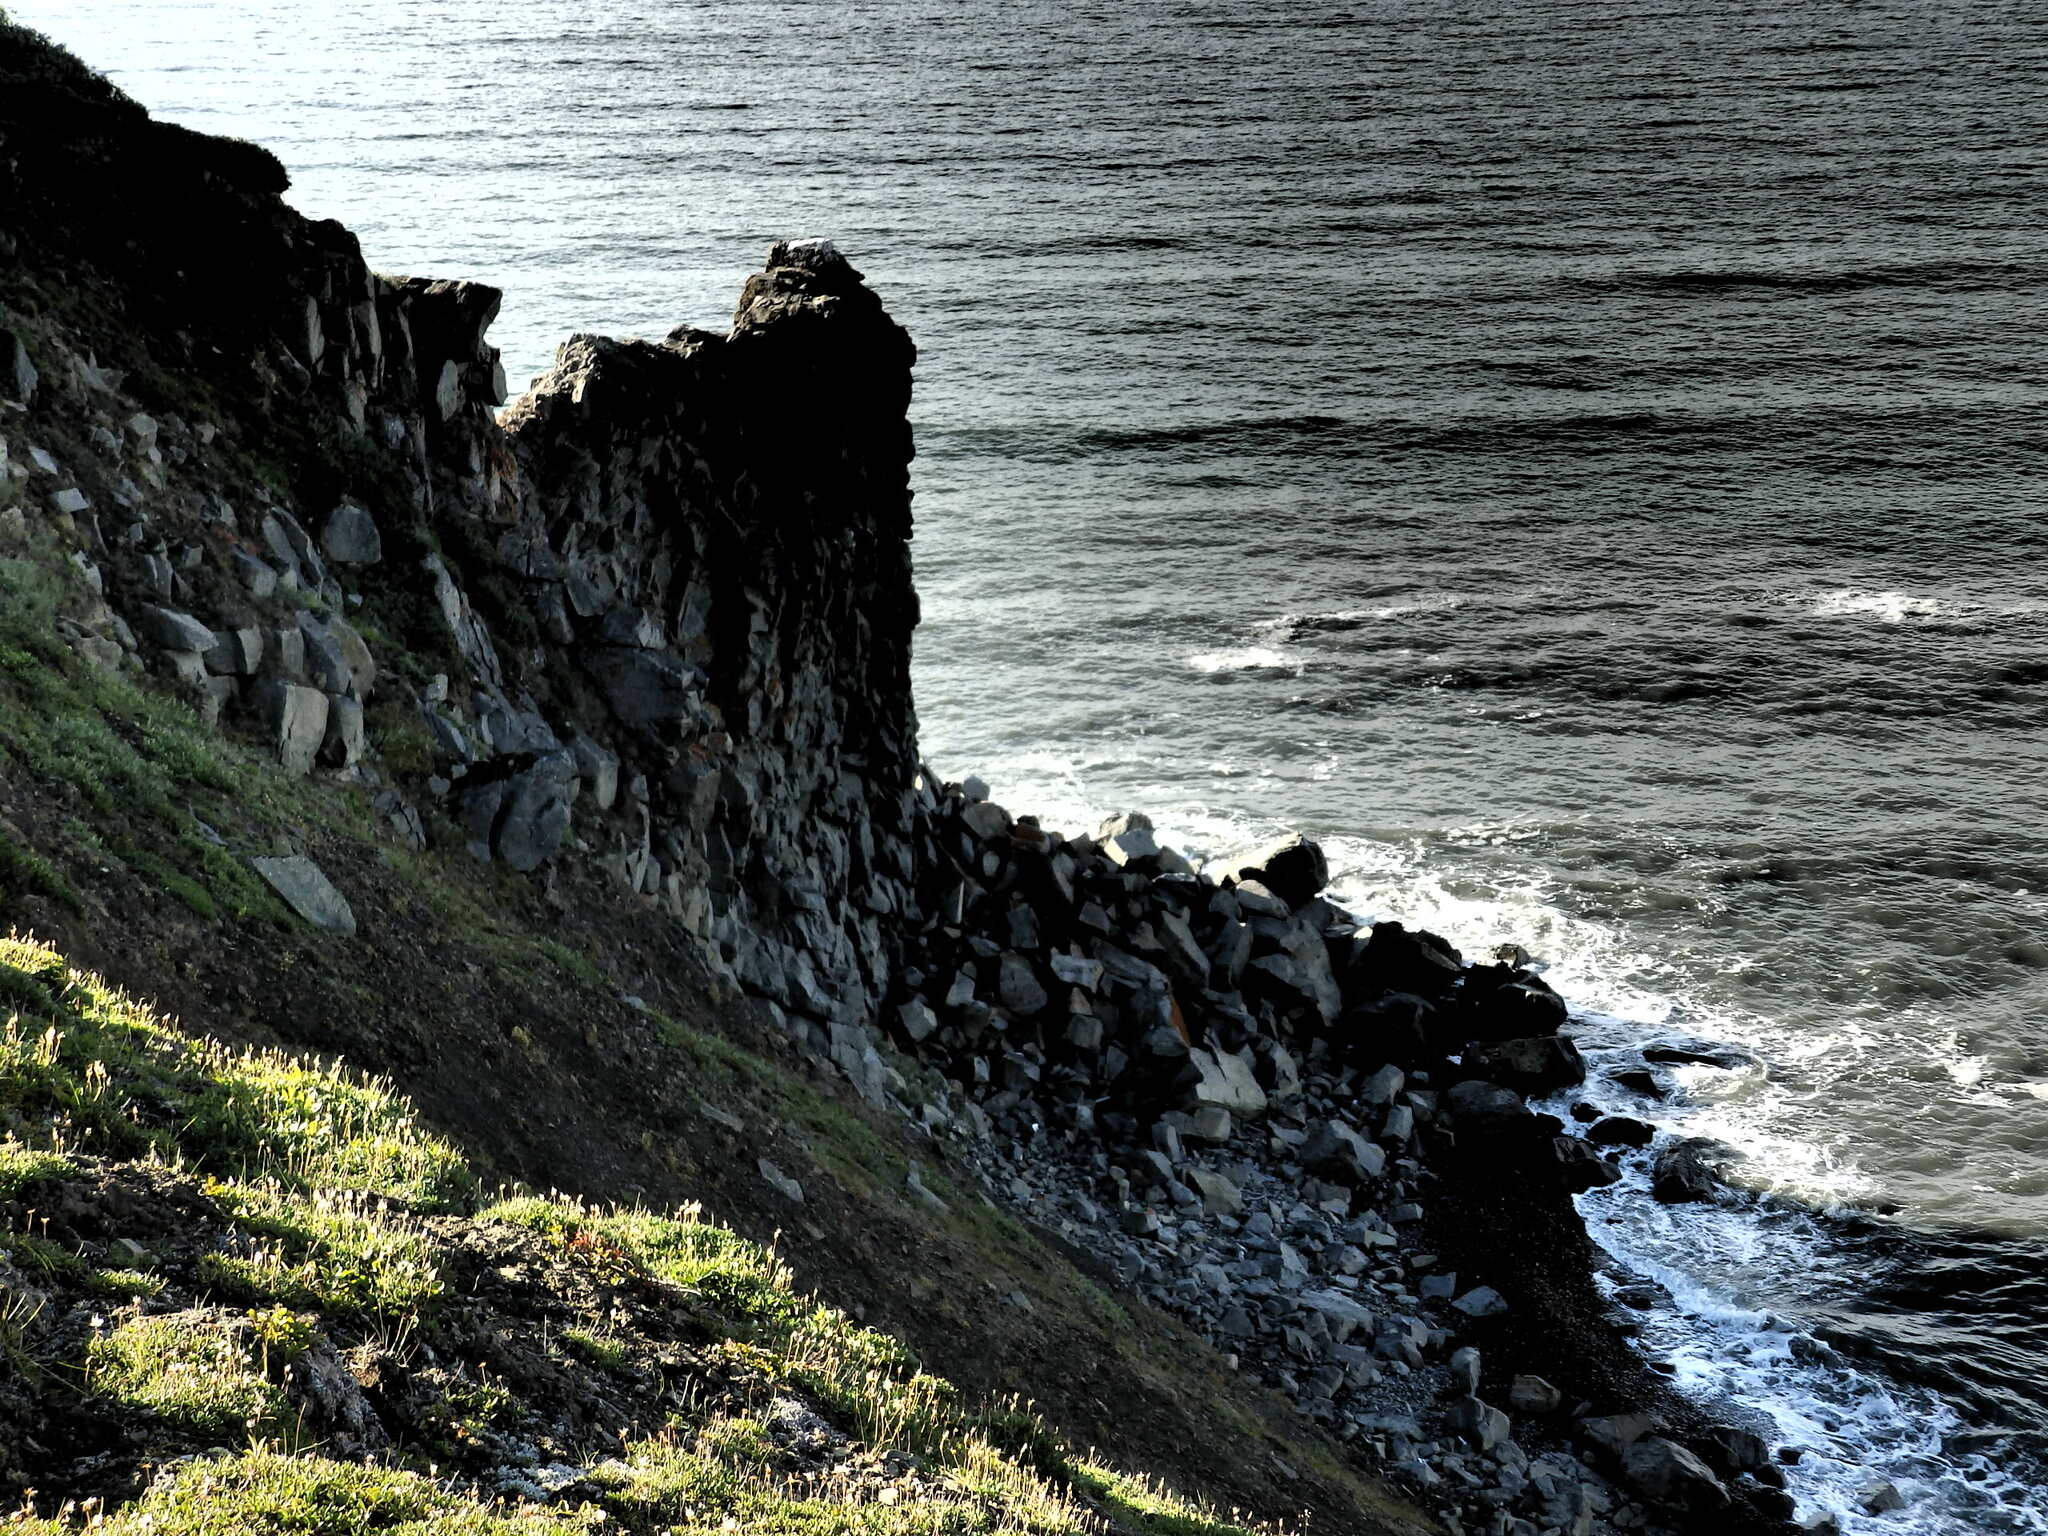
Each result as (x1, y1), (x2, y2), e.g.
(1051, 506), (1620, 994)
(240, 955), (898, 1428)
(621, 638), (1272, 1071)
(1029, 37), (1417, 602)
(1, 24), (931, 1036)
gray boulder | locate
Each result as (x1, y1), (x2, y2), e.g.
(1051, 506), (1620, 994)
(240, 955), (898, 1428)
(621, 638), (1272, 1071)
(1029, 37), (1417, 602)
(1463, 1033), (1586, 1093)
(1653, 1137), (1738, 1204)
(320, 502), (383, 565)
(1445, 1395), (1510, 1451)
(1214, 833), (1328, 909)
(1186, 1046), (1268, 1117)
(250, 855), (355, 936)
(997, 952), (1049, 1015)
(1, 327), (36, 405)
(1445, 1078), (1534, 1138)
(254, 680), (331, 776)
(1302, 1119), (1386, 1185)
(1622, 1436), (1730, 1514)
(134, 604), (218, 654)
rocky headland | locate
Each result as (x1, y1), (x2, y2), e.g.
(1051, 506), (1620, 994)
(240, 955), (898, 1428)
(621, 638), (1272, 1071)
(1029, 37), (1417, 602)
(0, 19), (1815, 1536)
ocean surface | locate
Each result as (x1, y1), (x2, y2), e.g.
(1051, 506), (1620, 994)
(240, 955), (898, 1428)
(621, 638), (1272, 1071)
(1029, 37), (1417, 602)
(14, 0), (2047, 1527)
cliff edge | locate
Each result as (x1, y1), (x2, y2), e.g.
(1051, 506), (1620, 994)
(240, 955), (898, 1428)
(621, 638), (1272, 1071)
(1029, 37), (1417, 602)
(0, 18), (1803, 1536)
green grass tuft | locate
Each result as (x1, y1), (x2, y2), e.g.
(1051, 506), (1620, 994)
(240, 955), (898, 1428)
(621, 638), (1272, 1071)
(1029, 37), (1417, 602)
(86, 1314), (289, 1442)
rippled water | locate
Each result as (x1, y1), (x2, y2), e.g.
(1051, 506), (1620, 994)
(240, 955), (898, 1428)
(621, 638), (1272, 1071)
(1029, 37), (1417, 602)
(14, 0), (2048, 1526)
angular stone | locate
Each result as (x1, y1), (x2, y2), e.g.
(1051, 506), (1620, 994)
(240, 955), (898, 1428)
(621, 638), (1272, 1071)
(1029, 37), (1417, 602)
(1302, 1119), (1386, 1185)
(1446, 1394), (1509, 1451)
(134, 604), (217, 654)
(757, 1158), (805, 1204)
(0, 328), (36, 405)
(1186, 1166), (1244, 1217)
(959, 800), (1010, 840)
(1451, 1285), (1509, 1319)
(1100, 826), (1160, 870)
(250, 855), (356, 936)
(897, 998), (939, 1042)
(1298, 1290), (1376, 1343)
(1449, 1345), (1481, 1395)
(204, 625), (264, 677)
(1214, 834), (1328, 909)
(1508, 1375), (1562, 1415)
(585, 646), (700, 734)
(233, 550), (279, 598)
(1578, 1412), (1661, 1460)
(1049, 952), (1104, 990)
(254, 680), (330, 776)
(998, 952), (1048, 1015)
(1622, 1437), (1729, 1513)
(1360, 1063), (1406, 1106)
(1463, 1034), (1586, 1093)
(1186, 1046), (1268, 1117)
(320, 501), (383, 565)
(320, 694), (365, 768)
(492, 749), (577, 871)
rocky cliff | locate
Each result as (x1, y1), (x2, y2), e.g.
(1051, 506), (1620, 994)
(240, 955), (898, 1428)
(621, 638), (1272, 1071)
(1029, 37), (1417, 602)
(0, 21), (1810, 1536)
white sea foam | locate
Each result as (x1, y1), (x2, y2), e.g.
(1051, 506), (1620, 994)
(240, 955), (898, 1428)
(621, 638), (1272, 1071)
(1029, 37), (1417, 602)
(1184, 645), (1300, 674)
(1809, 588), (1956, 624)
(913, 766), (2042, 1533)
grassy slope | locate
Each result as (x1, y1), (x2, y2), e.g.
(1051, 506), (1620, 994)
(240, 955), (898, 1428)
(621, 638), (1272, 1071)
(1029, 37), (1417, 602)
(0, 537), (1431, 1534)
(0, 930), (1261, 1535)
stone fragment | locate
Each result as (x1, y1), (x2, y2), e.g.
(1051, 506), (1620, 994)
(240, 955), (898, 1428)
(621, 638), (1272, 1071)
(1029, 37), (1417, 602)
(1302, 1119), (1386, 1185)
(1622, 1437), (1730, 1514)
(204, 625), (264, 676)
(232, 548), (278, 598)
(1859, 1480), (1906, 1515)
(897, 998), (939, 1042)
(757, 1159), (805, 1203)
(1462, 1033), (1586, 1093)
(1100, 826), (1160, 870)
(321, 695), (365, 768)
(1186, 1046), (1268, 1117)
(0, 328), (36, 405)
(250, 855), (356, 936)
(1448, 1345), (1481, 1395)
(959, 800), (1010, 840)
(1186, 1167), (1244, 1217)
(997, 952), (1048, 1015)
(1446, 1394), (1510, 1451)
(320, 501), (383, 565)
(254, 680), (330, 775)
(133, 604), (217, 654)
(1653, 1137), (1737, 1204)
(1214, 834), (1328, 909)
(1509, 1375), (1562, 1415)
(1049, 952), (1104, 990)
(1451, 1285), (1508, 1319)
(1360, 1063), (1405, 1106)
(1578, 1412), (1661, 1460)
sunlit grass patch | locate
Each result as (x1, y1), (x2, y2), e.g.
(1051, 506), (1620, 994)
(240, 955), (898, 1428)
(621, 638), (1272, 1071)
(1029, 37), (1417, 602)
(198, 1183), (445, 1318)
(86, 1312), (289, 1442)
(0, 932), (472, 1208)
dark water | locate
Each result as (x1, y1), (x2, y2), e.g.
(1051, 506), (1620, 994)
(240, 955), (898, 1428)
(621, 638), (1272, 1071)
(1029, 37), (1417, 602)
(14, 0), (2048, 1526)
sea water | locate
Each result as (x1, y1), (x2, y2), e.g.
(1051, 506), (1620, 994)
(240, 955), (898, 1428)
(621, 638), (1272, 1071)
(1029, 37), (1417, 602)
(13, 1), (2047, 1527)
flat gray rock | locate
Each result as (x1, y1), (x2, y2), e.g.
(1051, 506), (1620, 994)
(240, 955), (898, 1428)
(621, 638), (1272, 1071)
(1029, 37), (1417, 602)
(250, 855), (355, 936)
